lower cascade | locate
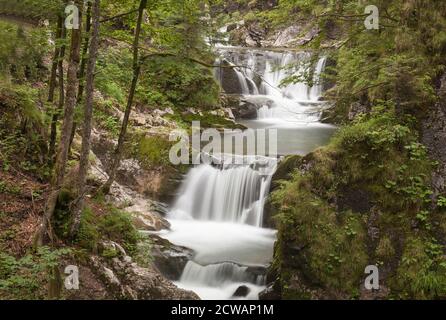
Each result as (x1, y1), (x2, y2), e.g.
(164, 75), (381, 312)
(161, 157), (278, 300)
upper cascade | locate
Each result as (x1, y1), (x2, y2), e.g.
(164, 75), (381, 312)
(215, 48), (328, 122)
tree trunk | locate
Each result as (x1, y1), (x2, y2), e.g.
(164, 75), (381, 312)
(70, 0), (101, 237)
(48, 22), (67, 164)
(101, 0), (147, 195)
(35, 2), (83, 246)
(68, 2), (92, 154)
(47, 15), (63, 104)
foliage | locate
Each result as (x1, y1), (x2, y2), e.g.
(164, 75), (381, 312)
(0, 246), (71, 299)
(139, 56), (220, 111)
(0, 82), (49, 177)
(0, 21), (48, 82)
(75, 205), (140, 255)
(272, 104), (445, 299)
(126, 133), (174, 169)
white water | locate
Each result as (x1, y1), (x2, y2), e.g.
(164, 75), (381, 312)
(159, 47), (335, 300)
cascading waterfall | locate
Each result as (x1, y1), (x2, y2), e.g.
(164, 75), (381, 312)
(171, 156), (277, 227)
(217, 48), (328, 121)
(163, 156), (277, 300)
(159, 46), (335, 300)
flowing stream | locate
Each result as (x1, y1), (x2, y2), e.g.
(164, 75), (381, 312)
(159, 47), (336, 300)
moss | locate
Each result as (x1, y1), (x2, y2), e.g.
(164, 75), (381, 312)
(97, 207), (140, 255)
(394, 237), (446, 299)
(166, 111), (244, 130)
(273, 177), (368, 298)
(130, 134), (174, 169)
(76, 207), (100, 252)
(271, 104), (444, 299)
(75, 205), (140, 256)
(375, 236), (395, 264)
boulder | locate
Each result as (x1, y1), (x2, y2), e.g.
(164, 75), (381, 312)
(150, 235), (194, 281)
(218, 60), (244, 94)
(232, 285), (251, 298)
(89, 253), (199, 300)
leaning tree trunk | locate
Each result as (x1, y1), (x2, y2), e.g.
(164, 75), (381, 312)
(70, 0), (101, 237)
(68, 1), (92, 154)
(101, 0), (147, 195)
(48, 22), (67, 164)
(35, 2), (83, 246)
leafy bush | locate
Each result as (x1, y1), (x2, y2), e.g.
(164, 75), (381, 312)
(75, 205), (140, 255)
(140, 56), (220, 111)
(0, 246), (71, 300)
(0, 21), (48, 82)
(97, 207), (140, 255)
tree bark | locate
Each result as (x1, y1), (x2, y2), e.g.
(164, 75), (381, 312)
(68, 2), (92, 154)
(70, 0), (101, 237)
(101, 0), (147, 195)
(35, 1), (83, 246)
(47, 15), (63, 104)
(48, 22), (66, 164)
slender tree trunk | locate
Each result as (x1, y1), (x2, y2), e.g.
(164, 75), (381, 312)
(35, 2), (83, 246)
(70, 0), (101, 237)
(68, 2), (92, 154)
(101, 0), (147, 195)
(48, 23), (67, 164)
(48, 15), (63, 104)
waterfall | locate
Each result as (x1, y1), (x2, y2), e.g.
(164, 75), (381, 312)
(159, 47), (335, 300)
(163, 156), (277, 300)
(171, 157), (277, 227)
(216, 49), (328, 121)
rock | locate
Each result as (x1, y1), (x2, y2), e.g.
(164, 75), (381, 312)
(247, 23), (267, 47)
(222, 95), (274, 120)
(218, 60), (244, 94)
(273, 25), (302, 47)
(226, 23), (238, 32)
(150, 235), (194, 281)
(259, 283), (281, 300)
(131, 211), (170, 232)
(223, 107), (235, 120)
(90, 131), (183, 203)
(89, 253), (199, 300)
(348, 102), (369, 121)
(422, 72), (446, 205)
(336, 185), (372, 214)
(232, 285), (251, 298)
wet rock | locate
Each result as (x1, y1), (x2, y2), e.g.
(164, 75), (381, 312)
(150, 235), (194, 281)
(336, 186), (372, 214)
(232, 285), (251, 298)
(222, 94), (274, 120)
(422, 72), (446, 205)
(259, 283), (281, 300)
(218, 60), (244, 94)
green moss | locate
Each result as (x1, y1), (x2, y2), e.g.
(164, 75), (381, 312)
(273, 176), (368, 298)
(375, 236), (395, 264)
(75, 205), (140, 256)
(166, 111), (244, 130)
(97, 207), (140, 255)
(76, 207), (101, 252)
(126, 133), (176, 170)
(271, 104), (444, 299)
(394, 237), (446, 299)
